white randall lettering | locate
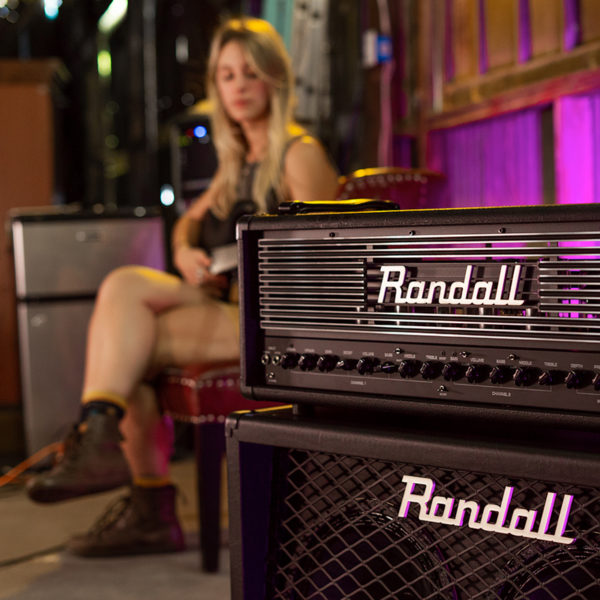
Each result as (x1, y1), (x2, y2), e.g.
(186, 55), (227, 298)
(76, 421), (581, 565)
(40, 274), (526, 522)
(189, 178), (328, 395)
(378, 266), (407, 304)
(446, 265), (473, 305)
(423, 496), (455, 523)
(550, 494), (576, 544)
(472, 280), (494, 305)
(493, 264), (508, 304)
(453, 499), (480, 528)
(479, 486), (513, 532)
(406, 280), (427, 303)
(427, 281), (447, 304)
(378, 263), (525, 307)
(537, 492), (557, 536)
(509, 508), (538, 534)
(397, 477), (577, 545)
(506, 264), (524, 306)
(398, 475), (435, 520)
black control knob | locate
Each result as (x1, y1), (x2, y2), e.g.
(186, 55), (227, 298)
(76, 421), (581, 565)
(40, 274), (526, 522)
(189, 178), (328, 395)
(380, 361), (399, 374)
(490, 366), (512, 384)
(398, 359), (420, 378)
(513, 367), (539, 387)
(317, 354), (339, 372)
(538, 370), (565, 386)
(442, 363), (465, 382)
(466, 364), (489, 383)
(336, 358), (358, 371)
(356, 357), (380, 375)
(298, 353), (318, 371)
(420, 361), (441, 380)
(565, 369), (588, 389)
(594, 373), (600, 391)
(280, 352), (299, 369)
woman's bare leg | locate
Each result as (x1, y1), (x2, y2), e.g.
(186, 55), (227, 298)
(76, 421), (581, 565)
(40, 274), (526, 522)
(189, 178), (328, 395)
(82, 265), (207, 400)
(120, 383), (174, 479)
(120, 300), (240, 478)
(85, 265), (240, 478)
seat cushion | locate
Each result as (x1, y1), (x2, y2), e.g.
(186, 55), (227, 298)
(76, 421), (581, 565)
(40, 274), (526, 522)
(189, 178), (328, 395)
(155, 362), (279, 423)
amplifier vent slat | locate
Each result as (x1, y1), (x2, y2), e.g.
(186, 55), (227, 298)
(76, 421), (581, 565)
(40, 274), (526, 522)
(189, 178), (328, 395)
(257, 230), (600, 246)
(259, 311), (600, 329)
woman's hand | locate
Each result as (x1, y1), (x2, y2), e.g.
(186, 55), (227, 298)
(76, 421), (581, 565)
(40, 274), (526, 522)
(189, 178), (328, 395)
(173, 245), (227, 289)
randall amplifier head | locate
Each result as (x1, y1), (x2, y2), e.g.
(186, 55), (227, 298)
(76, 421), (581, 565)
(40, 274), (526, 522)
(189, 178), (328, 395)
(226, 405), (600, 599)
(237, 203), (600, 425)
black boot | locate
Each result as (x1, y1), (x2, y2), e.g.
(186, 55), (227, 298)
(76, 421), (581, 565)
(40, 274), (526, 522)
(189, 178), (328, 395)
(27, 411), (131, 503)
(67, 484), (186, 557)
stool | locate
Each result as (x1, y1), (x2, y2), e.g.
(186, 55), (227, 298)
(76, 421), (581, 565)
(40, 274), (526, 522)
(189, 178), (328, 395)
(155, 361), (279, 572)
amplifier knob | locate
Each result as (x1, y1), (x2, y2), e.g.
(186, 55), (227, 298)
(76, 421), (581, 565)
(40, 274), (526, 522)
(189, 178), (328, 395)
(538, 370), (565, 386)
(336, 358), (358, 371)
(357, 357), (380, 375)
(565, 369), (589, 389)
(420, 361), (441, 380)
(466, 364), (489, 383)
(513, 367), (539, 387)
(594, 373), (600, 391)
(442, 363), (465, 381)
(280, 352), (300, 369)
(317, 354), (339, 372)
(380, 361), (399, 374)
(298, 353), (319, 371)
(398, 359), (420, 378)
(490, 366), (512, 384)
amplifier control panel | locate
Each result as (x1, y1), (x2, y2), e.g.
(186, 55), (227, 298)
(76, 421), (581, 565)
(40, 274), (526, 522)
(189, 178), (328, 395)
(259, 337), (600, 415)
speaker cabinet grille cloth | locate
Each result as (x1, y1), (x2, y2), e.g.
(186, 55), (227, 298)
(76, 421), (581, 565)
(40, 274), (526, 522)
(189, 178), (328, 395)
(227, 407), (600, 599)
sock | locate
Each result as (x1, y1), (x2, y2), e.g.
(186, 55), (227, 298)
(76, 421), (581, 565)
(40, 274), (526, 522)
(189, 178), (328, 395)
(133, 476), (172, 488)
(81, 391), (128, 421)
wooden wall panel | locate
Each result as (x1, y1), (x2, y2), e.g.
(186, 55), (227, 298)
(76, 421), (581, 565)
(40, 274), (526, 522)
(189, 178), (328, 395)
(580, 0), (600, 43)
(451, 0), (480, 80)
(484, 0), (517, 71)
(0, 62), (56, 411)
(529, 0), (562, 57)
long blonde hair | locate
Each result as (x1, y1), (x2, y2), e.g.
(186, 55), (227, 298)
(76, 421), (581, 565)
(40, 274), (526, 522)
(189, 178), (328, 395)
(206, 17), (297, 217)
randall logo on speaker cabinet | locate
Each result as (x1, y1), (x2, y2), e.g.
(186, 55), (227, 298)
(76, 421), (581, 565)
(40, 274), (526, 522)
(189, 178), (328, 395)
(377, 264), (525, 306)
(398, 475), (575, 545)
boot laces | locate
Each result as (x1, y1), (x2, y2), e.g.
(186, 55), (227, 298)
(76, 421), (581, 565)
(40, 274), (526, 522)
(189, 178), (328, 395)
(87, 494), (133, 538)
(56, 425), (82, 463)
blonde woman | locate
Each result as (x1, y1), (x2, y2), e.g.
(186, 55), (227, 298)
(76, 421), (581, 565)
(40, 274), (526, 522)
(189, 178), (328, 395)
(27, 17), (339, 556)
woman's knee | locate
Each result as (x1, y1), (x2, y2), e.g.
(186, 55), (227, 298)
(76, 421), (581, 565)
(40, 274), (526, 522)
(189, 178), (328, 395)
(97, 266), (147, 301)
(96, 265), (177, 307)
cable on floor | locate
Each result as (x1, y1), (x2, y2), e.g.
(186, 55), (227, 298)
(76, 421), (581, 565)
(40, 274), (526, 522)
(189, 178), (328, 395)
(0, 544), (67, 569)
(0, 441), (63, 489)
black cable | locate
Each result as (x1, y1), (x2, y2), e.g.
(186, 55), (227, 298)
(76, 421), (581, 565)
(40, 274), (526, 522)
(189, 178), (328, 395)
(0, 544), (67, 569)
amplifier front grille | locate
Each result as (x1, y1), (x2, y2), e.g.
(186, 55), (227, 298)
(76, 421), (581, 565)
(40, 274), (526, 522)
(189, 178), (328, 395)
(257, 228), (600, 347)
(265, 449), (600, 599)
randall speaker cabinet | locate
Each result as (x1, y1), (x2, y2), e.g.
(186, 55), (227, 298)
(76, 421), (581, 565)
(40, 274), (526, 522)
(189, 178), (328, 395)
(226, 406), (600, 599)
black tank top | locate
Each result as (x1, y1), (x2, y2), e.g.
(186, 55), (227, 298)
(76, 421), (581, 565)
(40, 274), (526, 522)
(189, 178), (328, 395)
(197, 137), (301, 252)
(197, 163), (279, 252)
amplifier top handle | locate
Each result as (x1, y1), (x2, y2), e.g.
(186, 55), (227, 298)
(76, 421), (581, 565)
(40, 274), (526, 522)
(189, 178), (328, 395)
(276, 199), (400, 215)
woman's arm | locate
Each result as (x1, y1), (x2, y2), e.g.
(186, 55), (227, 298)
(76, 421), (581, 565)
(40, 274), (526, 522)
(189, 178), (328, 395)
(283, 136), (339, 202)
(171, 184), (224, 288)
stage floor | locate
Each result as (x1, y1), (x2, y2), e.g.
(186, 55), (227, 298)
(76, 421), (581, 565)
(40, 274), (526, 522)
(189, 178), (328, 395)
(0, 456), (230, 600)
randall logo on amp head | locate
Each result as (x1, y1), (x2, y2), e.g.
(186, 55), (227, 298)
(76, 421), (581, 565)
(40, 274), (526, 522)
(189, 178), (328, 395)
(377, 264), (525, 307)
(237, 203), (600, 422)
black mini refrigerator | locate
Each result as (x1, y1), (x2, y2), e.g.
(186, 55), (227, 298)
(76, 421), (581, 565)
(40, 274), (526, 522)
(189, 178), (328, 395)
(10, 206), (166, 454)
(226, 405), (600, 600)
